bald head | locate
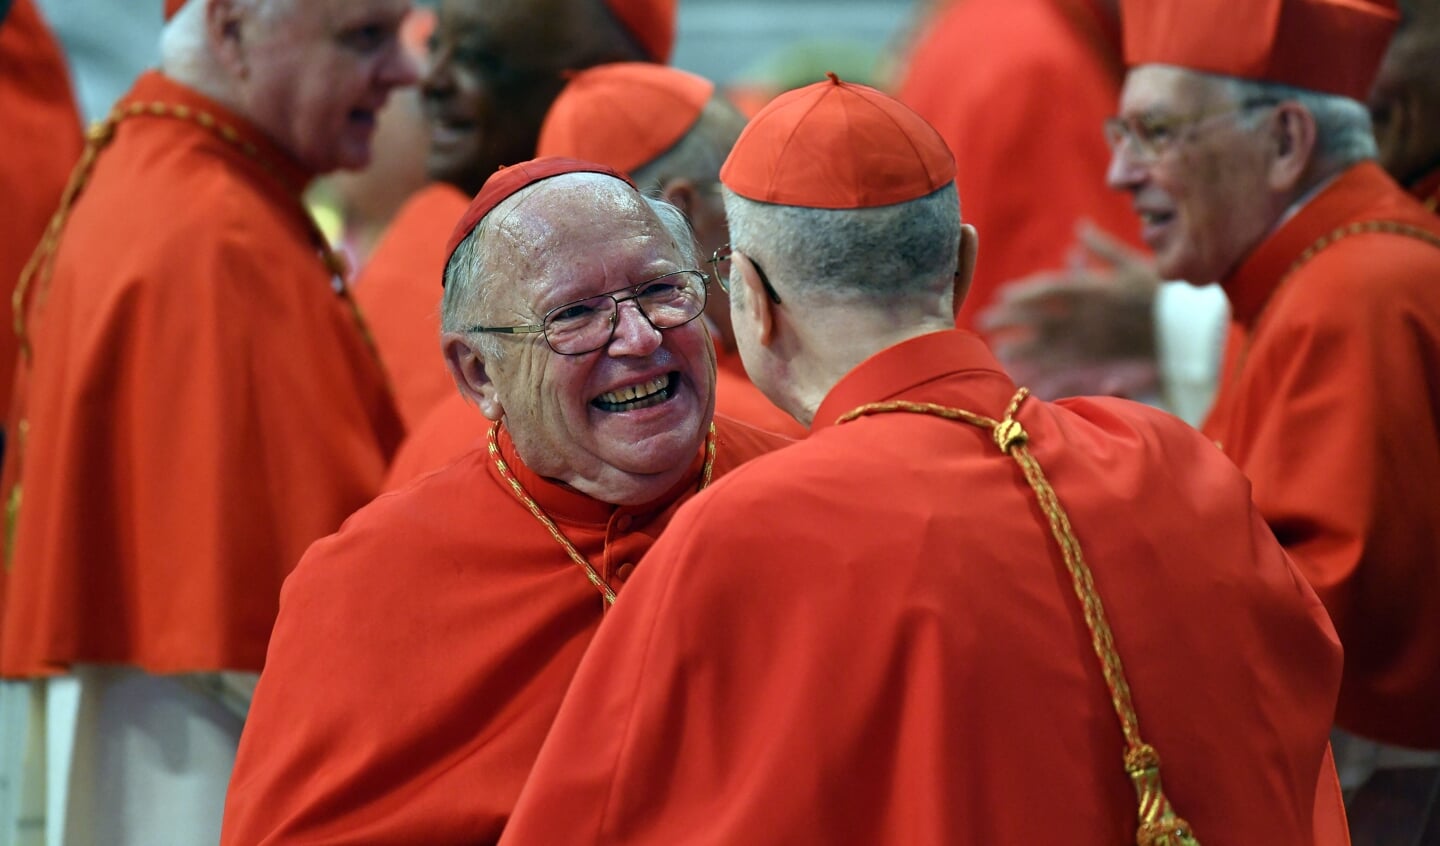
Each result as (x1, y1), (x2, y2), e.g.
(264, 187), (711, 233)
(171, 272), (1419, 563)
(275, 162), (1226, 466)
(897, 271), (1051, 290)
(1369, 0), (1440, 185)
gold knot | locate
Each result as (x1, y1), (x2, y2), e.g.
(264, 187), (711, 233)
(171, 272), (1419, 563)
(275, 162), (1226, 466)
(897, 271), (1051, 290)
(993, 418), (1027, 452)
(1124, 743), (1161, 774)
(1137, 819), (1197, 846)
(86, 119), (116, 145)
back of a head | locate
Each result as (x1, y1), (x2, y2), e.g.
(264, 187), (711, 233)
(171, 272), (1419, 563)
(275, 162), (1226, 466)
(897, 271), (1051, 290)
(536, 63), (726, 189)
(1371, 0), (1440, 185)
(718, 74), (961, 304)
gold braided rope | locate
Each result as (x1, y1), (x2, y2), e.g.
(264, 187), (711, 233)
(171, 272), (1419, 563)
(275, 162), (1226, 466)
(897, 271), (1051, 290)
(1227, 219), (1440, 383)
(488, 420), (718, 608)
(836, 389), (1199, 846)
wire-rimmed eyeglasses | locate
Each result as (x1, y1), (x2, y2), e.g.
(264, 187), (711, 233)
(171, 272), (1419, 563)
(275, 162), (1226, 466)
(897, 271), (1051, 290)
(467, 270), (709, 355)
(708, 244), (782, 304)
(1103, 98), (1280, 162)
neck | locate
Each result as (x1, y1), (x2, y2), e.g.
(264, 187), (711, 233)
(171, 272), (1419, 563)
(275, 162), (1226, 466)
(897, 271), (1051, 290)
(773, 301), (955, 427)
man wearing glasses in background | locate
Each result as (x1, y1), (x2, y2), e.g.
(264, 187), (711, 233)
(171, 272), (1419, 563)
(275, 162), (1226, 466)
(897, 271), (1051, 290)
(220, 158), (788, 845)
(1111, 0), (1440, 834)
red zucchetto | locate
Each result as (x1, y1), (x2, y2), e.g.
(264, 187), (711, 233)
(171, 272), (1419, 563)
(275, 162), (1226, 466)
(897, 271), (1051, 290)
(537, 63), (714, 175)
(442, 157), (634, 286)
(719, 72), (956, 210)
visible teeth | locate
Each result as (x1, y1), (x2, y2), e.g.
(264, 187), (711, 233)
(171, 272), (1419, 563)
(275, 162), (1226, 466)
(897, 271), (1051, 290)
(597, 375), (669, 406)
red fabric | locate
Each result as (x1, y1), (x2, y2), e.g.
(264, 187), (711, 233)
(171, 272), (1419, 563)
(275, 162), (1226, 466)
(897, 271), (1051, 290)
(897, 0), (1142, 329)
(354, 182), (469, 429)
(714, 343), (808, 438)
(444, 158), (632, 272)
(1121, 0), (1397, 100)
(165, 0), (184, 19)
(1411, 166), (1440, 210)
(380, 392), (484, 490)
(0, 71), (403, 676)
(720, 74), (955, 210)
(0, 0), (83, 428)
(603, 0), (676, 63)
(1204, 161), (1440, 748)
(537, 63), (712, 174)
(221, 417), (788, 845)
(501, 330), (1345, 844)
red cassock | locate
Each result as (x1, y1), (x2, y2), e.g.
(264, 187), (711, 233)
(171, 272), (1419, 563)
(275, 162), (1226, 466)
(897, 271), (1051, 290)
(220, 418), (789, 845)
(352, 182), (470, 430)
(1204, 161), (1440, 749)
(0, 71), (403, 676)
(500, 330), (1346, 844)
(1411, 166), (1439, 212)
(896, 0), (1142, 329)
(0, 0), (83, 420)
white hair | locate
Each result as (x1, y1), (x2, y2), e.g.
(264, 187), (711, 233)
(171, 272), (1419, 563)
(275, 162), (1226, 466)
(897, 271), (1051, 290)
(1222, 77), (1378, 173)
(722, 182), (961, 304)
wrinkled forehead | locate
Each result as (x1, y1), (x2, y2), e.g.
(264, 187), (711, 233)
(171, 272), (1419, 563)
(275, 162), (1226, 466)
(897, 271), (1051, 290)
(481, 174), (680, 286)
(1120, 64), (1233, 114)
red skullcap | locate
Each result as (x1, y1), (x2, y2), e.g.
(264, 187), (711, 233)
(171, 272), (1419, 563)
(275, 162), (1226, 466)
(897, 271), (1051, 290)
(537, 63), (714, 175)
(603, 0), (676, 63)
(441, 157), (635, 287)
(720, 73), (956, 210)
(1122, 0), (1399, 101)
(165, 0), (185, 19)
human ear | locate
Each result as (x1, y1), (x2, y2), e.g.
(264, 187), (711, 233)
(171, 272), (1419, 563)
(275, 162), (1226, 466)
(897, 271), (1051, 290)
(207, 0), (248, 78)
(441, 333), (504, 420)
(734, 252), (776, 347)
(1268, 102), (1318, 191)
(954, 224), (979, 309)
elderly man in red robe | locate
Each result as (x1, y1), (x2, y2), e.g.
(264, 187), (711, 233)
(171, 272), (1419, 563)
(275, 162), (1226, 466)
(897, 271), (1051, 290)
(1110, 0), (1440, 831)
(497, 76), (1348, 845)
(0, 0), (415, 841)
(221, 159), (789, 844)
(355, 0), (676, 431)
(387, 63), (804, 487)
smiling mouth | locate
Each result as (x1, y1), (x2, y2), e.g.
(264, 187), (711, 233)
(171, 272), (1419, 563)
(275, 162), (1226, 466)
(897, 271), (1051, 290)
(592, 373), (676, 413)
(1138, 209), (1174, 227)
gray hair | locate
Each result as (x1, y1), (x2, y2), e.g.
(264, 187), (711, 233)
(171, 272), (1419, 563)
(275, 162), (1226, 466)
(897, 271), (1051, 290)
(160, 0), (292, 82)
(630, 95), (749, 192)
(440, 186), (698, 354)
(1223, 76), (1378, 172)
(722, 182), (961, 303)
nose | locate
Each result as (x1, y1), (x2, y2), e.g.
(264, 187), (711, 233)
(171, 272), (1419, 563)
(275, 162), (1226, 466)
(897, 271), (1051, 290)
(1106, 142), (1148, 193)
(422, 45), (453, 100)
(605, 300), (663, 357)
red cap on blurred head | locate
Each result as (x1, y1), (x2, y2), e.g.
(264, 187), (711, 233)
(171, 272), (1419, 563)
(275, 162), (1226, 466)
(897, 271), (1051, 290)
(1122, 0), (1399, 100)
(165, 0), (185, 19)
(604, 0), (677, 64)
(537, 64), (714, 174)
(442, 157), (636, 287)
(720, 72), (955, 210)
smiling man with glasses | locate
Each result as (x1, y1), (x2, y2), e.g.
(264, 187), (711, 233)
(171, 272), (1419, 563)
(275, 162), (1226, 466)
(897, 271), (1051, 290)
(221, 158), (789, 845)
(1111, 0), (1440, 834)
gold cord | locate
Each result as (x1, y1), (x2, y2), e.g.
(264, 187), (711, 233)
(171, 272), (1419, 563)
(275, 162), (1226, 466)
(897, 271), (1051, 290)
(836, 389), (1199, 846)
(13, 99), (382, 368)
(487, 421), (718, 607)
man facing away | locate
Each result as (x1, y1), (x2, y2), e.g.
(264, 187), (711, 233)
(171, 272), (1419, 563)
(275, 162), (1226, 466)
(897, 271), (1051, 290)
(0, 0), (416, 842)
(354, 0), (675, 430)
(221, 159), (790, 844)
(498, 76), (1348, 845)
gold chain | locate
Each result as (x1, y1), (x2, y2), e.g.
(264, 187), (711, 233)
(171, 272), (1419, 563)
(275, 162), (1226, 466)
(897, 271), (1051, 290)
(13, 99), (382, 367)
(1227, 219), (1440, 383)
(487, 421), (718, 607)
(837, 389), (1199, 846)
